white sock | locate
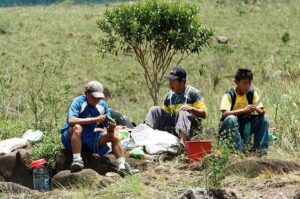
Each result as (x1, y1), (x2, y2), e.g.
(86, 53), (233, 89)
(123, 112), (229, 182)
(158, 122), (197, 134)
(73, 153), (82, 162)
(117, 157), (125, 169)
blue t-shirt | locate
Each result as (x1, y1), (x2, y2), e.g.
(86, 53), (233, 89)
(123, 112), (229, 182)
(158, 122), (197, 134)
(61, 95), (110, 135)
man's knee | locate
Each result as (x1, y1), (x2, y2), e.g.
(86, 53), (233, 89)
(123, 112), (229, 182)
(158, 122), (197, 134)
(254, 114), (269, 127)
(71, 124), (83, 137)
(219, 115), (238, 134)
(223, 115), (238, 125)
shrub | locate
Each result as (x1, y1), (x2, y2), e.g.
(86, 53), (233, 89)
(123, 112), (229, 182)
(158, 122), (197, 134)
(281, 32), (290, 43)
(97, 0), (213, 105)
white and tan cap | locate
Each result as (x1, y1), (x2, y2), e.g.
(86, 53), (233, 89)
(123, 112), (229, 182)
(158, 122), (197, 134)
(85, 80), (105, 98)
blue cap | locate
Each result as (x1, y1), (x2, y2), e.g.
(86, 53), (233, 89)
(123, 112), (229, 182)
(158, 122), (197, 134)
(165, 66), (186, 80)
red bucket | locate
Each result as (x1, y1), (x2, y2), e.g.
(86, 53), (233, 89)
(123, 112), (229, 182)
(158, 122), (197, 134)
(185, 140), (212, 162)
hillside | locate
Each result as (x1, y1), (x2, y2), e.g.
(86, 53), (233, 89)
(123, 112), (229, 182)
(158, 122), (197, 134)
(0, 0), (299, 198)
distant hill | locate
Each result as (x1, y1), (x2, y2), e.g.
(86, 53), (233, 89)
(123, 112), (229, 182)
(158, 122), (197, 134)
(0, 0), (128, 7)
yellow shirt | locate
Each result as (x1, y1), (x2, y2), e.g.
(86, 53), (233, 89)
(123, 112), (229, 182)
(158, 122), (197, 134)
(162, 85), (208, 117)
(220, 88), (263, 111)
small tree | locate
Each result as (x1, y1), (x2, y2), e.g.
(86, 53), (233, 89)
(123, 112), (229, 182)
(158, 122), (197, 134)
(97, 0), (213, 105)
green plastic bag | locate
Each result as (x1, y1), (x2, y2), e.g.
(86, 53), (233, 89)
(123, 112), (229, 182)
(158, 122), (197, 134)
(129, 147), (144, 159)
(119, 130), (129, 139)
(268, 133), (278, 141)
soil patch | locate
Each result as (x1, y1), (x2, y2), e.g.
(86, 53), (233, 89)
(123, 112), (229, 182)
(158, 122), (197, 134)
(226, 159), (300, 178)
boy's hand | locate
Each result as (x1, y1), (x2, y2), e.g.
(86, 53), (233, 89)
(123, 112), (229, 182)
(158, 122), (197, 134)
(243, 105), (256, 114)
(256, 107), (265, 115)
(95, 115), (106, 124)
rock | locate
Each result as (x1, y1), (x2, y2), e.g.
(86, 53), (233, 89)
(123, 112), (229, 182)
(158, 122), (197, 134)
(51, 169), (110, 189)
(271, 70), (285, 78)
(105, 172), (122, 182)
(216, 36), (229, 44)
(0, 150), (33, 189)
(294, 189), (300, 199)
(155, 165), (166, 173)
(180, 188), (239, 199)
(254, 182), (266, 190)
(280, 94), (292, 102)
(55, 148), (117, 175)
(0, 181), (41, 197)
(6, 182), (35, 194)
(105, 172), (120, 178)
(274, 192), (288, 199)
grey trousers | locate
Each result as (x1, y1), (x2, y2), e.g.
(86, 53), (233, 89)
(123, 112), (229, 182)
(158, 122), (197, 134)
(144, 106), (200, 138)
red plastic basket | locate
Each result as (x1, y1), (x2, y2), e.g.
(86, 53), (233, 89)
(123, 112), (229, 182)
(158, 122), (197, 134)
(185, 140), (212, 162)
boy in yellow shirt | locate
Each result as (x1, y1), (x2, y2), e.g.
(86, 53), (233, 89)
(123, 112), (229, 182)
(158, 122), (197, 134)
(219, 68), (269, 155)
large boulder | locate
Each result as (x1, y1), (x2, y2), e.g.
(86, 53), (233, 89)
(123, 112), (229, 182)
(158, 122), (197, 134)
(0, 149), (33, 189)
(51, 169), (112, 189)
(0, 181), (38, 195)
(55, 148), (117, 175)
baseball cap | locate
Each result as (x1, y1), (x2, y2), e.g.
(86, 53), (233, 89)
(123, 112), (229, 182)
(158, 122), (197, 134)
(85, 80), (105, 98)
(165, 66), (186, 80)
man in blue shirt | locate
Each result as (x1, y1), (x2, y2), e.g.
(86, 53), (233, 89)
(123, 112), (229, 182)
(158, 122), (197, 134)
(61, 80), (130, 173)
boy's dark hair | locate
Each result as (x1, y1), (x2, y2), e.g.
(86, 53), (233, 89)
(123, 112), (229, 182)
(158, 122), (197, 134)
(235, 68), (253, 81)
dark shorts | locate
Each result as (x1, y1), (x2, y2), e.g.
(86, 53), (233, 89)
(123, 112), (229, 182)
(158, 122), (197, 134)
(61, 128), (110, 155)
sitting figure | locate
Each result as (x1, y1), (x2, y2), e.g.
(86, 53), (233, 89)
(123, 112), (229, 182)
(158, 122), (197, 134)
(219, 68), (269, 155)
(61, 80), (130, 173)
(144, 66), (208, 148)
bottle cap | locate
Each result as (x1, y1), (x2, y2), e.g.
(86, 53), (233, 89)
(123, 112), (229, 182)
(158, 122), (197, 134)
(30, 158), (47, 168)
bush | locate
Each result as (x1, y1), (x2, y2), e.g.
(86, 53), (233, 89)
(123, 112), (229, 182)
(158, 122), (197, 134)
(30, 131), (62, 168)
(281, 32), (290, 43)
(97, 0), (213, 105)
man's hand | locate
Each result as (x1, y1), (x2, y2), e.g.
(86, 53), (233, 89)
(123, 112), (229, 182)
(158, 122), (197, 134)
(256, 107), (265, 115)
(180, 105), (193, 112)
(107, 122), (116, 133)
(243, 105), (256, 114)
(95, 115), (106, 124)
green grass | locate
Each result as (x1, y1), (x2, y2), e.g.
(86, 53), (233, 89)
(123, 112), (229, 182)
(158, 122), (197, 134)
(0, 0), (299, 196)
(95, 176), (150, 199)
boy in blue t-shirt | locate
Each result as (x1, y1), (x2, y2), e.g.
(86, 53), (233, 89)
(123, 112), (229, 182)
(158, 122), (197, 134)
(61, 80), (130, 173)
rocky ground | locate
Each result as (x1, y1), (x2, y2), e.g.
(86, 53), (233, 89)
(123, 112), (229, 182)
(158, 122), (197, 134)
(0, 147), (299, 199)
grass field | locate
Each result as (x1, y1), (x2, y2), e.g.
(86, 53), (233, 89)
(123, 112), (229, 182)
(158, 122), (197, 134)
(0, 0), (299, 197)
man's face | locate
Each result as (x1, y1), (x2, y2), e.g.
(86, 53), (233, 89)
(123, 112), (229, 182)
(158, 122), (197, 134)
(85, 92), (101, 106)
(235, 79), (252, 95)
(168, 79), (185, 93)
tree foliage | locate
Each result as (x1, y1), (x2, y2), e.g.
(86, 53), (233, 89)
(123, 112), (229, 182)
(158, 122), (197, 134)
(97, 0), (213, 105)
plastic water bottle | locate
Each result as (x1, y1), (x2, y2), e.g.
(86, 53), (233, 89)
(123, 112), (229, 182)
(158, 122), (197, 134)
(30, 159), (50, 192)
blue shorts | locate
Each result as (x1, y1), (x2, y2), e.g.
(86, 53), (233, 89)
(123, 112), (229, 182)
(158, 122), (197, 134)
(61, 128), (110, 155)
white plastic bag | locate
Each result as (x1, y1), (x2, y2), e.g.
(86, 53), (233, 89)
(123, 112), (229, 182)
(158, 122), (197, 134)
(144, 144), (168, 154)
(0, 138), (28, 154)
(131, 124), (179, 154)
(22, 129), (43, 142)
